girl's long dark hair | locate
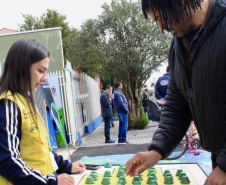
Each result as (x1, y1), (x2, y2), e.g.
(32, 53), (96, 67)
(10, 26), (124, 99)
(141, 0), (203, 30)
(0, 38), (50, 117)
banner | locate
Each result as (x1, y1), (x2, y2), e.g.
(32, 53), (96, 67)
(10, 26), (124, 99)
(40, 81), (68, 145)
(48, 75), (63, 110)
(51, 102), (71, 162)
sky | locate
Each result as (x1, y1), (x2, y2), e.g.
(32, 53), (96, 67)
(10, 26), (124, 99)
(0, 0), (167, 87)
(0, 0), (111, 30)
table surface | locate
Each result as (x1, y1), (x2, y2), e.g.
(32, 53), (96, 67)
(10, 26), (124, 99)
(71, 163), (207, 185)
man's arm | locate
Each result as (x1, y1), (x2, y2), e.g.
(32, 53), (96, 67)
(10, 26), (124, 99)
(149, 41), (192, 158)
(100, 94), (111, 108)
(155, 79), (164, 100)
(149, 67), (192, 158)
(114, 92), (128, 112)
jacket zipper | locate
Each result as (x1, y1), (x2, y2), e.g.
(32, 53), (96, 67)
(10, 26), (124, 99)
(175, 39), (202, 143)
(189, 60), (203, 146)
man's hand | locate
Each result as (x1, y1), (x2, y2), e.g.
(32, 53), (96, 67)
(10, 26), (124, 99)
(125, 151), (162, 177)
(58, 173), (75, 185)
(71, 161), (86, 174)
(204, 166), (226, 185)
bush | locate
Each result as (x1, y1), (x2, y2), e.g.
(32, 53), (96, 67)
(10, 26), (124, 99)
(134, 112), (149, 129)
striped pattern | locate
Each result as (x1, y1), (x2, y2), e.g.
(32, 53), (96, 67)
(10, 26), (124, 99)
(0, 100), (57, 184)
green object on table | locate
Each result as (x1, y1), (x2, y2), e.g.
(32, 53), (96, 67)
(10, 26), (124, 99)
(117, 169), (125, 177)
(165, 173), (173, 178)
(148, 167), (156, 173)
(179, 172), (186, 180)
(148, 172), (157, 180)
(146, 176), (155, 184)
(104, 170), (112, 177)
(132, 176), (141, 183)
(148, 171), (156, 176)
(119, 166), (125, 173)
(149, 180), (158, 185)
(117, 182), (126, 185)
(181, 176), (190, 184)
(118, 176), (127, 183)
(85, 176), (94, 184)
(163, 170), (171, 176)
(90, 171), (98, 177)
(138, 174), (143, 181)
(176, 169), (183, 176)
(164, 176), (174, 184)
(104, 162), (112, 168)
(133, 181), (141, 185)
(101, 177), (111, 184)
(90, 173), (98, 181)
(148, 169), (156, 174)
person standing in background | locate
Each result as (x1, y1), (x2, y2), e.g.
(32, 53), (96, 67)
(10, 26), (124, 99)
(142, 89), (151, 119)
(100, 85), (115, 143)
(109, 92), (115, 127)
(113, 82), (129, 144)
(149, 91), (155, 102)
(155, 66), (170, 101)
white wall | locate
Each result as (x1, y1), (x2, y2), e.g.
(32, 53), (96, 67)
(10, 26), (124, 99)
(81, 73), (101, 125)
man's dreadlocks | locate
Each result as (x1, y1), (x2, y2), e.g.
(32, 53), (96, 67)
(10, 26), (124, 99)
(142, 0), (203, 30)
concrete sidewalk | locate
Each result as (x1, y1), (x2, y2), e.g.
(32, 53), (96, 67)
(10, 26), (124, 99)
(54, 120), (159, 160)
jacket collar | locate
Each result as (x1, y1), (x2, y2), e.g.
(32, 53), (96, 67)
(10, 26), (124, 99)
(174, 0), (225, 57)
(115, 89), (121, 92)
(199, 0), (226, 39)
(103, 91), (109, 95)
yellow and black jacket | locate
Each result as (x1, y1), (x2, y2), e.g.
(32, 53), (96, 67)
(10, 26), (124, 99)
(0, 91), (72, 185)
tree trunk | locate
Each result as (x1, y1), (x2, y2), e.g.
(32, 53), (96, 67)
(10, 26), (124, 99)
(122, 79), (142, 129)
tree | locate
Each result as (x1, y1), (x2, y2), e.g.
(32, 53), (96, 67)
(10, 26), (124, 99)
(67, 19), (103, 77)
(19, 9), (78, 62)
(71, 0), (172, 128)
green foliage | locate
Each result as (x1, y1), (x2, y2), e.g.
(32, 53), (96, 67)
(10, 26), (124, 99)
(67, 19), (102, 77)
(69, 0), (172, 86)
(69, 0), (172, 127)
(133, 111), (149, 129)
(19, 9), (79, 63)
(19, 1), (172, 128)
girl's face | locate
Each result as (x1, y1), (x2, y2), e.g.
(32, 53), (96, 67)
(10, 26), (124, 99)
(30, 57), (49, 92)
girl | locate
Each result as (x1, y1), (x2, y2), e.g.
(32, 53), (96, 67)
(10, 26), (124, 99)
(0, 39), (85, 185)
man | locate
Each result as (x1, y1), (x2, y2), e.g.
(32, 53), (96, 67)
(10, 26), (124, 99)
(113, 82), (129, 144)
(100, 85), (115, 143)
(155, 66), (170, 101)
(142, 88), (151, 119)
(109, 92), (115, 127)
(125, 0), (226, 184)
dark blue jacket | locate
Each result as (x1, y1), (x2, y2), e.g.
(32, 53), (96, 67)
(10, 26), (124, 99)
(113, 89), (128, 113)
(155, 73), (170, 100)
(100, 91), (113, 118)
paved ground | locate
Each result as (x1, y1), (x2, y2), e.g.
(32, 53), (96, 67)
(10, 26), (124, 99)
(54, 120), (159, 160)
(81, 120), (159, 146)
